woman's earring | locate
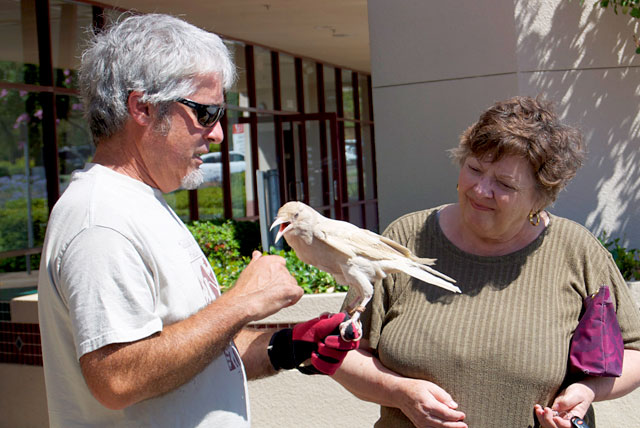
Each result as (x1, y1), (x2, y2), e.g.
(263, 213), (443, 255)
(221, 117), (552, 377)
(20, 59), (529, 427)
(456, 183), (459, 191)
(529, 210), (540, 227)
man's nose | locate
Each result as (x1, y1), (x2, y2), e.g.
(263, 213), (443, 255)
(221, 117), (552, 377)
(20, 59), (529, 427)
(206, 121), (224, 144)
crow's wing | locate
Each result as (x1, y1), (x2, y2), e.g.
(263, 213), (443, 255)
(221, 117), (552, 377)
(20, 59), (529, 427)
(313, 218), (423, 262)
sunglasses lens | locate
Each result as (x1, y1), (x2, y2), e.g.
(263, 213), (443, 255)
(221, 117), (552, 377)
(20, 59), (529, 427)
(177, 98), (224, 128)
(198, 106), (224, 127)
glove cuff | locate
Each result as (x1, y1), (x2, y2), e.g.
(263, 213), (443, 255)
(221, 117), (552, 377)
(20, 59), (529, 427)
(268, 328), (317, 371)
(268, 328), (295, 371)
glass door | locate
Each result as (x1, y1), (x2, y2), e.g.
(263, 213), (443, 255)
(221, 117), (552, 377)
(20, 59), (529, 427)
(276, 113), (342, 219)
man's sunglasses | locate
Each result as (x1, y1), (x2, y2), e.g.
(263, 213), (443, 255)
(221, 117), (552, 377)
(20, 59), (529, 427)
(175, 97), (225, 127)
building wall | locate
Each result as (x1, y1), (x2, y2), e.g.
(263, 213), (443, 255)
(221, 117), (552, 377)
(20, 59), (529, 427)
(369, 0), (640, 248)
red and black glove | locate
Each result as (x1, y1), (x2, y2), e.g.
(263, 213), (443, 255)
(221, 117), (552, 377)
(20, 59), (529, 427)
(267, 312), (359, 375)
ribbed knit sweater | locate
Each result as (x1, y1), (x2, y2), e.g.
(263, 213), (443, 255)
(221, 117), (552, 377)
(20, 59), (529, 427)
(356, 206), (640, 428)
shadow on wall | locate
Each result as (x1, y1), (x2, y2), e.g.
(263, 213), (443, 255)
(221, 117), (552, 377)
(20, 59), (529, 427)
(515, 0), (640, 247)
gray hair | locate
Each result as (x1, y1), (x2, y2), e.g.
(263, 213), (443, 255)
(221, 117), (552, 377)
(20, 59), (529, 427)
(79, 13), (236, 142)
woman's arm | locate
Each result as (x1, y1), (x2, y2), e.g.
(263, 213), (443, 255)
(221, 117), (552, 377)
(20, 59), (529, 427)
(536, 348), (640, 428)
(332, 343), (467, 428)
(586, 348), (640, 400)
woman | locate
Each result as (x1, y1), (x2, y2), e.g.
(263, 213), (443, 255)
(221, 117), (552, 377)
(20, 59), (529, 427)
(333, 96), (640, 428)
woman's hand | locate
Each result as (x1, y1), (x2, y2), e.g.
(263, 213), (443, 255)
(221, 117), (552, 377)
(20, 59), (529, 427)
(333, 348), (466, 428)
(534, 381), (595, 428)
(396, 378), (467, 428)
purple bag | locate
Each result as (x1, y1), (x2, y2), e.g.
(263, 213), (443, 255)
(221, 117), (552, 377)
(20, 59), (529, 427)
(569, 286), (624, 377)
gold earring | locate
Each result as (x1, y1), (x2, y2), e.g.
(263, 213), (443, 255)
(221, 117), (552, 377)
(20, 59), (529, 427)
(456, 183), (459, 191)
(529, 211), (540, 227)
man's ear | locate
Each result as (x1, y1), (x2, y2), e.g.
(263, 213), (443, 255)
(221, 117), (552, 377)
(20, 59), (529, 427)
(128, 91), (152, 126)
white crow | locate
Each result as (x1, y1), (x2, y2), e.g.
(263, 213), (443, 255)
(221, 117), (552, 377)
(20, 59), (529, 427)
(270, 201), (460, 340)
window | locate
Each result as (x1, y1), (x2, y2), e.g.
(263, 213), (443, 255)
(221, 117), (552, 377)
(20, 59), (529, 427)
(254, 46), (274, 111)
(302, 59), (318, 114)
(50, 1), (93, 90)
(0, 3), (377, 256)
(0, 89), (47, 271)
(225, 40), (249, 110)
(0, 0), (40, 85)
(279, 53), (297, 112)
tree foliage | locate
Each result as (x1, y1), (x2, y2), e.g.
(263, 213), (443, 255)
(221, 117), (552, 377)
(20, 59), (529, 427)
(582, 0), (640, 53)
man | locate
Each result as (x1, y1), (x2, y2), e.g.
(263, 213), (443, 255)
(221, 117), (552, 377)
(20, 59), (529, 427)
(38, 14), (355, 427)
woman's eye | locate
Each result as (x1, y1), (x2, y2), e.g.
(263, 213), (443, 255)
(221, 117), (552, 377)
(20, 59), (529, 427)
(499, 181), (515, 190)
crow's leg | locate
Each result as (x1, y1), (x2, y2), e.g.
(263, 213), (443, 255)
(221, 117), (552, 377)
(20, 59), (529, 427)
(339, 268), (373, 341)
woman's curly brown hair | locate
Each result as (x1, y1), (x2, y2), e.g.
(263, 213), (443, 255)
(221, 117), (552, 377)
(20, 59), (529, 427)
(449, 96), (585, 207)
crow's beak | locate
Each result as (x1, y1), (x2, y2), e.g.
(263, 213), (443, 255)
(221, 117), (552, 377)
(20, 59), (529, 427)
(270, 217), (291, 243)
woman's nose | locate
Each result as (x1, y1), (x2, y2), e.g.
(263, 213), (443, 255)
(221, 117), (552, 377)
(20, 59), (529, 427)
(473, 177), (493, 198)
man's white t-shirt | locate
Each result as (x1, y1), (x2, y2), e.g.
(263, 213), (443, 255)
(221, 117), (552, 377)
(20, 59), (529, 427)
(38, 164), (249, 427)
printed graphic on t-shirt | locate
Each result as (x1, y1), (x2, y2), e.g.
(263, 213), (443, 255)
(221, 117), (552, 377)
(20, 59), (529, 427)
(179, 235), (221, 302)
(197, 256), (220, 301)
(224, 347), (242, 371)
(180, 234), (241, 374)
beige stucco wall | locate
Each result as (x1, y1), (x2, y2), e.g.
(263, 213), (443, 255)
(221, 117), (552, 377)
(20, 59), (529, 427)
(0, 363), (49, 428)
(368, 0), (640, 251)
(3, 286), (639, 427)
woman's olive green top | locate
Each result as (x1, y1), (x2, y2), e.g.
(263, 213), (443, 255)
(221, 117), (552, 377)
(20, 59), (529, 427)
(352, 206), (640, 428)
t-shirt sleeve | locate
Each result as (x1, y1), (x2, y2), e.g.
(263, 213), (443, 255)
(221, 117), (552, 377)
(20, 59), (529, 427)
(58, 226), (163, 359)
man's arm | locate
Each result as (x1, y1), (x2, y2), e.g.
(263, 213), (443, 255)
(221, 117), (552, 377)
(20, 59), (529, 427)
(234, 328), (277, 380)
(80, 251), (302, 410)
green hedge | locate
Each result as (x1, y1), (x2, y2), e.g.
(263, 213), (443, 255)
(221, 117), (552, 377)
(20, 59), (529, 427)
(599, 232), (640, 281)
(0, 198), (47, 272)
(186, 219), (347, 294)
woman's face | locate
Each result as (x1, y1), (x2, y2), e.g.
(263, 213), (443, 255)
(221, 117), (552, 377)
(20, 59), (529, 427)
(457, 154), (541, 243)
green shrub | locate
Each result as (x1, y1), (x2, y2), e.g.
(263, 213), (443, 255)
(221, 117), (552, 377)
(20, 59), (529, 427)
(599, 232), (640, 281)
(0, 198), (47, 273)
(0, 158), (31, 176)
(0, 253), (40, 272)
(187, 219), (347, 293)
(187, 220), (247, 291)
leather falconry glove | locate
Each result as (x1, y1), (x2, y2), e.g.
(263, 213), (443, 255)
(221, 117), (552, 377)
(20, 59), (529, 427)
(268, 312), (359, 375)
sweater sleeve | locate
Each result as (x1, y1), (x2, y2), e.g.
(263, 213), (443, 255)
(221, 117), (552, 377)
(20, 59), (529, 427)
(590, 240), (640, 350)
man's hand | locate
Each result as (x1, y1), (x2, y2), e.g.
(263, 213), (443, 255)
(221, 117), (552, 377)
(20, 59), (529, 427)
(268, 312), (359, 375)
(224, 251), (302, 322)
